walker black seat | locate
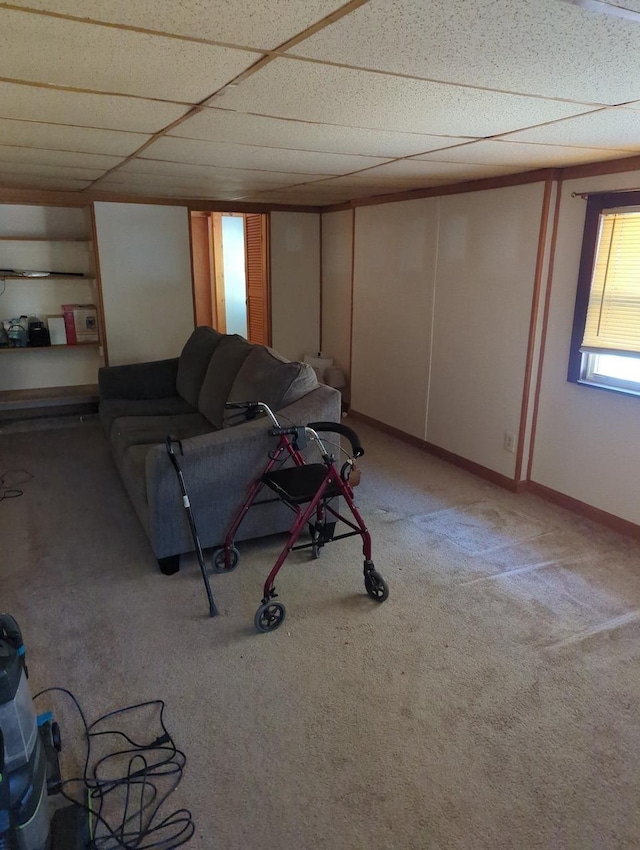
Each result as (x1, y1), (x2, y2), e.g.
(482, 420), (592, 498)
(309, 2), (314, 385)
(262, 464), (342, 504)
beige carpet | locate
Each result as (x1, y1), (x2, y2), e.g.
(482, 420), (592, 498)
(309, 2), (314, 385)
(2, 416), (640, 849)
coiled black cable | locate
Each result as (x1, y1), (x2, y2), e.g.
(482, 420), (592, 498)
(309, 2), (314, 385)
(34, 688), (195, 849)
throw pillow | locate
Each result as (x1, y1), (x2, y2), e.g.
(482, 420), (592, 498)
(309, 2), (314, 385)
(223, 346), (311, 427)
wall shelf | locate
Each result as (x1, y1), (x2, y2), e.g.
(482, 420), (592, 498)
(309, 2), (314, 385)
(0, 274), (94, 280)
(0, 342), (101, 353)
(0, 237), (92, 242)
(0, 383), (99, 416)
(0, 203), (107, 403)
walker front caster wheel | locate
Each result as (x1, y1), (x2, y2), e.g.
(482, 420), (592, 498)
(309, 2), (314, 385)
(364, 570), (389, 603)
(211, 545), (240, 573)
(254, 601), (286, 633)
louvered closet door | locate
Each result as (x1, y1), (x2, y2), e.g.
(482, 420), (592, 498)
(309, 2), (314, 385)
(244, 214), (270, 345)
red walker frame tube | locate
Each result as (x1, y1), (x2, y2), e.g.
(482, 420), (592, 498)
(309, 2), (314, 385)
(220, 433), (372, 601)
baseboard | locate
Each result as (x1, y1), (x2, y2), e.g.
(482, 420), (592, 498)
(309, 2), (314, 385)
(347, 410), (640, 542)
(527, 481), (640, 542)
(347, 410), (520, 492)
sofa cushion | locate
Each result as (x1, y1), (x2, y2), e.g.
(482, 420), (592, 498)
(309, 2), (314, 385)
(197, 334), (253, 429)
(100, 396), (195, 437)
(223, 346), (313, 427)
(176, 326), (224, 407)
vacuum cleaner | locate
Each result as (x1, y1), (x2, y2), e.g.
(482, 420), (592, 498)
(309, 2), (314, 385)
(0, 614), (88, 850)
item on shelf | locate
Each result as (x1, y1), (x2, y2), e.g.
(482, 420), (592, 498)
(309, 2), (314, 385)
(0, 323), (8, 347)
(28, 318), (51, 347)
(0, 268), (85, 278)
(46, 314), (67, 346)
(7, 316), (28, 347)
(62, 304), (99, 345)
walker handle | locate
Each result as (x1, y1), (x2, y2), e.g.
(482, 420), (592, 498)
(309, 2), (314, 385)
(307, 422), (364, 458)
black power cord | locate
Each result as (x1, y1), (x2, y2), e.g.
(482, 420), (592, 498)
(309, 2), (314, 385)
(0, 469), (33, 503)
(34, 688), (195, 850)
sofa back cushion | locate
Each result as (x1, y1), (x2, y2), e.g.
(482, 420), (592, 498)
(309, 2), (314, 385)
(176, 326), (224, 407)
(223, 346), (318, 427)
(198, 334), (253, 428)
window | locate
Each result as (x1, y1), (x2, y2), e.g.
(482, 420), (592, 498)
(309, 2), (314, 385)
(569, 192), (640, 397)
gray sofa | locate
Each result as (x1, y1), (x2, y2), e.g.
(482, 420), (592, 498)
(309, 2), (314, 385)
(98, 327), (340, 573)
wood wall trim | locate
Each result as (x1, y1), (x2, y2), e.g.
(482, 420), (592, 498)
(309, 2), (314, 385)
(348, 207), (356, 379)
(266, 211), (273, 347)
(9, 150), (640, 217)
(348, 409), (520, 492)
(322, 168), (562, 213)
(527, 480), (640, 542)
(562, 153), (640, 182)
(0, 186), (321, 213)
(526, 181), (563, 481)
(89, 203), (109, 367)
(514, 178), (553, 483)
(319, 212), (323, 352)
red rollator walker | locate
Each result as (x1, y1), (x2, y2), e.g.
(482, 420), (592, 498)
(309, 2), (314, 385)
(212, 401), (389, 633)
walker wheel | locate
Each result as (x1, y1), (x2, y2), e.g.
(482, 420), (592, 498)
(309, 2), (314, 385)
(364, 570), (389, 603)
(211, 545), (240, 573)
(254, 601), (286, 633)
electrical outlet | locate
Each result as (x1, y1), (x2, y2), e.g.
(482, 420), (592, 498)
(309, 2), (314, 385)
(503, 431), (516, 453)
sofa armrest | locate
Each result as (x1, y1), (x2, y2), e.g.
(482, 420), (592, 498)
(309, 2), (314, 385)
(98, 358), (179, 401)
(143, 385), (341, 556)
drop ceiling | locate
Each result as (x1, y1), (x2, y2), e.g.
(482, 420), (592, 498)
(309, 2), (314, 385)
(1, 0), (640, 207)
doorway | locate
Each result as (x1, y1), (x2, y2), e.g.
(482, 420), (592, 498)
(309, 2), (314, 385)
(190, 211), (270, 345)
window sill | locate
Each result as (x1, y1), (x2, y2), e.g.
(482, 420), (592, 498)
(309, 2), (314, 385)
(575, 378), (640, 400)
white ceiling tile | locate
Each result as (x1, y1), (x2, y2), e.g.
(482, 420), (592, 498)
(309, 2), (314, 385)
(171, 108), (474, 157)
(117, 158), (327, 186)
(0, 162), (105, 180)
(96, 181), (247, 200)
(240, 189), (342, 205)
(0, 82), (190, 133)
(0, 173), (91, 190)
(100, 169), (319, 194)
(502, 107), (640, 150)
(413, 139), (635, 168)
(0, 145), (123, 170)
(8, 1), (345, 49)
(289, 0), (640, 105)
(315, 173), (447, 188)
(340, 160), (518, 182)
(218, 59), (596, 137)
(137, 136), (390, 174)
(0, 119), (150, 156)
(0, 9), (259, 102)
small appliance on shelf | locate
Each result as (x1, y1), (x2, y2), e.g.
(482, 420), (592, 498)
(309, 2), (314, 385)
(6, 316), (28, 348)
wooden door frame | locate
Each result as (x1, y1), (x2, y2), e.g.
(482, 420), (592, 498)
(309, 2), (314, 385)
(189, 210), (270, 340)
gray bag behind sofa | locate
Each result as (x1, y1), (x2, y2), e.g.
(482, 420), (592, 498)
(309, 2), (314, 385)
(98, 327), (341, 572)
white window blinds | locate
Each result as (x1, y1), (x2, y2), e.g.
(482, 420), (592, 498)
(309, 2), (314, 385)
(582, 211), (640, 356)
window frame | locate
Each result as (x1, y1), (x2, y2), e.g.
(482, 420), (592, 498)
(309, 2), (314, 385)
(568, 190), (640, 398)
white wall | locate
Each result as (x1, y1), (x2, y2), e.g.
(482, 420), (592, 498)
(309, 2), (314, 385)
(351, 199), (438, 439)
(321, 209), (353, 378)
(94, 203), (194, 366)
(270, 211), (320, 361)
(427, 183), (545, 477)
(330, 183), (545, 470)
(531, 170), (640, 524)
